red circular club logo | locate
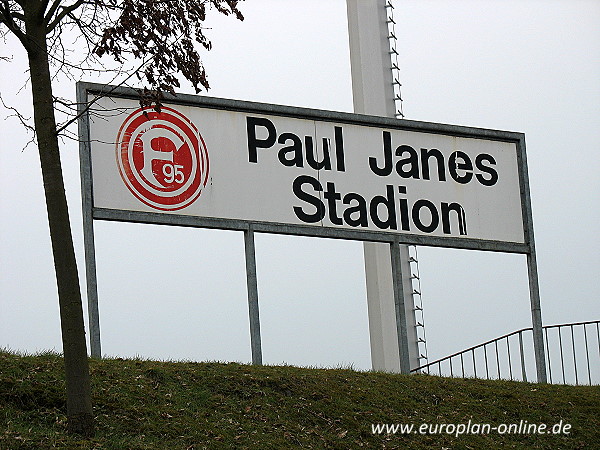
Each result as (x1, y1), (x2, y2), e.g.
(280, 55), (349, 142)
(116, 106), (209, 211)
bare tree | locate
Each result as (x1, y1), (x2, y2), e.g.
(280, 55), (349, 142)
(0, 0), (243, 437)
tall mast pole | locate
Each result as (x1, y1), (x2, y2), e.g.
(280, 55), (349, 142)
(346, 0), (419, 373)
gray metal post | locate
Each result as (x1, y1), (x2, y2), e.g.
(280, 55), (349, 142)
(389, 240), (411, 374)
(516, 133), (547, 383)
(82, 218), (101, 359)
(527, 249), (547, 383)
(77, 84), (102, 358)
(244, 226), (263, 365)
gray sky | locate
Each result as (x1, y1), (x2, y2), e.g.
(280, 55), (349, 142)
(1, 0), (599, 370)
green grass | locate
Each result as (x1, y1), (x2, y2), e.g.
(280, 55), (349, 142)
(1, 350), (598, 449)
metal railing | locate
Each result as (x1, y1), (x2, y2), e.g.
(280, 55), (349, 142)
(411, 320), (600, 385)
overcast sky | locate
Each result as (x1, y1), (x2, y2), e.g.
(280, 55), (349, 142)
(1, 0), (599, 371)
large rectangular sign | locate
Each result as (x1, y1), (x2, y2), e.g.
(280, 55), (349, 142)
(81, 83), (532, 253)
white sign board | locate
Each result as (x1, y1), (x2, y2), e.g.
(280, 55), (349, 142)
(83, 87), (531, 252)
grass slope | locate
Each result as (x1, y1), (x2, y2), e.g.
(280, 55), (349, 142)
(1, 350), (598, 449)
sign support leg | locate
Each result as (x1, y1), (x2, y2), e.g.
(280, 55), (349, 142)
(390, 240), (411, 374)
(244, 226), (263, 365)
(77, 84), (101, 359)
(83, 220), (101, 358)
(527, 249), (547, 383)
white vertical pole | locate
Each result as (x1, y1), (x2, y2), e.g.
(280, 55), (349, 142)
(346, 0), (419, 373)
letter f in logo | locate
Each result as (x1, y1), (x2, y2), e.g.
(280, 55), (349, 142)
(139, 127), (184, 187)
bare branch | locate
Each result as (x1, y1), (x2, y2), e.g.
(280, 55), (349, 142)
(54, 52), (155, 135)
(10, 10), (24, 21)
(0, 92), (33, 131)
(0, 91), (36, 151)
(43, 0), (62, 25)
(0, 0), (27, 47)
(9, 0), (245, 136)
(46, 0), (85, 32)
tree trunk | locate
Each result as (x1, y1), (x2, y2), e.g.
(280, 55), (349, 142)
(25, 11), (94, 438)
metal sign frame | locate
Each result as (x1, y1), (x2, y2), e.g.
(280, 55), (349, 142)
(77, 81), (546, 381)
